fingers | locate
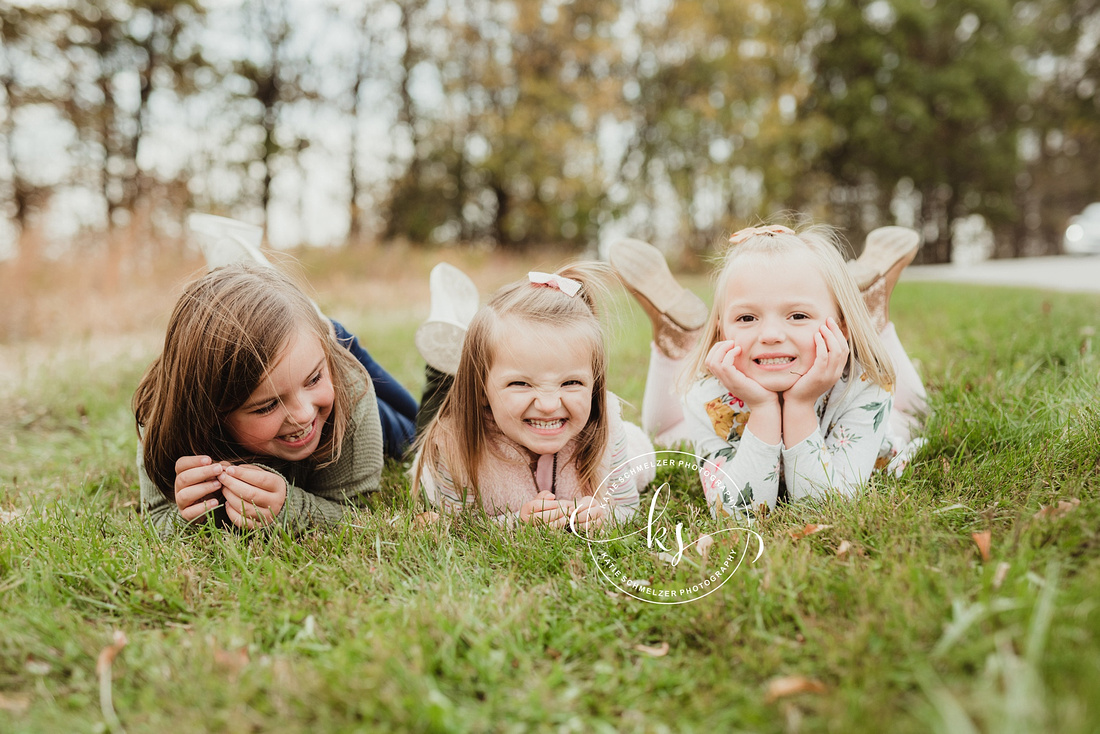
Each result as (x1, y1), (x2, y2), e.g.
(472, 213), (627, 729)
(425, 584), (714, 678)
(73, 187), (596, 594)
(704, 341), (739, 372)
(217, 465), (286, 528)
(178, 496), (221, 523)
(222, 487), (277, 526)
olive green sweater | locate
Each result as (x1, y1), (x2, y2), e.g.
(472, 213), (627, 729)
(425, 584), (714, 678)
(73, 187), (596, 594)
(138, 368), (384, 537)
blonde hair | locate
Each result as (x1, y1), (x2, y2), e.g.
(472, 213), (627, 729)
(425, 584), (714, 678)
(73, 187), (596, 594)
(133, 262), (364, 501)
(415, 263), (612, 504)
(683, 224), (896, 391)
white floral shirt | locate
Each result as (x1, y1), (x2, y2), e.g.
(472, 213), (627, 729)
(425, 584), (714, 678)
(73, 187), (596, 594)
(682, 362), (904, 518)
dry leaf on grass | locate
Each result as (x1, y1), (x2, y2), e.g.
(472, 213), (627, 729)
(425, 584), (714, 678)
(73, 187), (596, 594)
(789, 524), (831, 540)
(634, 642), (670, 657)
(0, 692), (29, 714)
(764, 675), (827, 703)
(1032, 498), (1080, 520)
(695, 533), (715, 557)
(96, 631), (128, 734)
(835, 540), (852, 558)
(992, 561), (1010, 590)
(971, 531), (992, 563)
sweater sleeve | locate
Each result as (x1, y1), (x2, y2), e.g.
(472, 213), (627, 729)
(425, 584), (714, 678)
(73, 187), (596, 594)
(782, 377), (893, 502)
(681, 378), (781, 518)
(137, 442), (193, 538)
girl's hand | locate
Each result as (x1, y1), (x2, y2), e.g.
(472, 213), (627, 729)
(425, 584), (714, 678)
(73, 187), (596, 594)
(219, 464), (288, 529)
(173, 455), (228, 523)
(564, 495), (607, 531)
(705, 341), (779, 410)
(520, 490), (569, 528)
(785, 318), (850, 406)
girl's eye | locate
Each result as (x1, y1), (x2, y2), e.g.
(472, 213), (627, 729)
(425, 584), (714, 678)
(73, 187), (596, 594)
(734, 314), (755, 323)
(253, 401), (278, 415)
(791, 313), (810, 320)
(563, 379), (583, 387)
(508, 381), (529, 388)
(307, 370), (323, 386)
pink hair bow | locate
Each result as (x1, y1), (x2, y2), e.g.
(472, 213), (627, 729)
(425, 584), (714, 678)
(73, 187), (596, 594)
(728, 225), (795, 245)
(528, 271), (581, 297)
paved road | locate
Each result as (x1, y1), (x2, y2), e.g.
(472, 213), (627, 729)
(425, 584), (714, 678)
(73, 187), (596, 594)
(902, 254), (1100, 293)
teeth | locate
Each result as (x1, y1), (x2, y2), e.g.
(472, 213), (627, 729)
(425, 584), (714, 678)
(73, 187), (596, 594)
(280, 424), (311, 442)
(528, 419), (564, 429)
(756, 357), (794, 365)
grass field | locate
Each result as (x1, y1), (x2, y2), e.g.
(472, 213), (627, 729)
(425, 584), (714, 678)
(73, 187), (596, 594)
(1, 246), (1099, 733)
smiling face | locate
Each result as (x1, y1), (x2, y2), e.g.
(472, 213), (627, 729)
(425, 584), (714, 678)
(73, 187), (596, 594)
(719, 250), (843, 393)
(225, 324), (335, 462)
(484, 318), (595, 456)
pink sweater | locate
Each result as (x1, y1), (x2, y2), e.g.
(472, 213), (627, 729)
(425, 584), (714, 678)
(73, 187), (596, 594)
(416, 394), (653, 524)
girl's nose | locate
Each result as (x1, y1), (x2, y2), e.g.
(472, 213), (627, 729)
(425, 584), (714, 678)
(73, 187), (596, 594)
(759, 325), (785, 343)
(284, 397), (313, 427)
(533, 391), (562, 412)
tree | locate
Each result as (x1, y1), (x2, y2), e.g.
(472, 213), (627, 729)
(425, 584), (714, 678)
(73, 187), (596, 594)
(384, 0), (625, 248)
(808, 0), (1030, 262)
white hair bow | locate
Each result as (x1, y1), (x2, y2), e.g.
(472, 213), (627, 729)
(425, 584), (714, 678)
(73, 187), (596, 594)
(528, 271), (581, 297)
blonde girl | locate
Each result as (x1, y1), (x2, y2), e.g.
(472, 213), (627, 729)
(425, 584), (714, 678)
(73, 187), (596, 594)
(611, 225), (927, 517)
(133, 262), (385, 536)
(413, 264), (654, 528)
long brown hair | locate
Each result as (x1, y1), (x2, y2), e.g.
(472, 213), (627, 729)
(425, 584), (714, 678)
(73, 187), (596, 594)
(133, 263), (363, 501)
(415, 263), (611, 503)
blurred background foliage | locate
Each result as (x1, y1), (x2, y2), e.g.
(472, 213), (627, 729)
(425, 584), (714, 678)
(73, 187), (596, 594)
(2, 0), (1100, 262)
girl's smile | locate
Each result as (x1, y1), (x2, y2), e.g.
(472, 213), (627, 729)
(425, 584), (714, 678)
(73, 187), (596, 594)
(226, 325), (335, 462)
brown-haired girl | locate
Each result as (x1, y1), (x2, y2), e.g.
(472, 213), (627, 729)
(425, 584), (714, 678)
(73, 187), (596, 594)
(133, 262), (385, 535)
(412, 264), (656, 529)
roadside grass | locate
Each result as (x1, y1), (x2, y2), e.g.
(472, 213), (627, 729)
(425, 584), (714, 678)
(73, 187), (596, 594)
(2, 266), (1100, 732)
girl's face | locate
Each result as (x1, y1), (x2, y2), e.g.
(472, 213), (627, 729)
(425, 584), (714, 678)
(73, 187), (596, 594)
(718, 250), (844, 393)
(485, 319), (595, 457)
(226, 325), (335, 462)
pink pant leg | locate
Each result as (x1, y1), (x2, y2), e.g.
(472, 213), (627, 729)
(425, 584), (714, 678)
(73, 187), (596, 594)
(880, 322), (928, 444)
(642, 342), (692, 446)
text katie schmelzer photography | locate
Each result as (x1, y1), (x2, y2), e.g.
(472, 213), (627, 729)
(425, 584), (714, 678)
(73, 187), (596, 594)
(570, 451), (764, 605)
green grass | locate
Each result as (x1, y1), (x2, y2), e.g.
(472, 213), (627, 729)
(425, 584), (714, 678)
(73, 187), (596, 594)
(2, 280), (1100, 732)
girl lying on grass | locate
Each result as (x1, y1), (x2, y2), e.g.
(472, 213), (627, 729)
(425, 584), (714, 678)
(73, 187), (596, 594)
(609, 225), (928, 518)
(134, 216), (424, 536)
(412, 264), (660, 529)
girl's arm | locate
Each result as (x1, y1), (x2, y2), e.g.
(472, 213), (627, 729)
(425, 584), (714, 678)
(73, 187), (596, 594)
(681, 378), (784, 517)
(592, 405), (646, 523)
(782, 376), (893, 501)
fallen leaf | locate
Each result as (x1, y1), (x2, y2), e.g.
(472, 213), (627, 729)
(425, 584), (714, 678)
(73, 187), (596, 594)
(789, 524), (831, 540)
(1032, 498), (1080, 520)
(212, 644), (249, 675)
(971, 531), (992, 563)
(96, 631), (128, 676)
(545, 647), (562, 660)
(992, 561), (1010, 590)
(634, 642), (670, 657)
(764, 675), (827, 703)
(0, 692), (29, 714)
(835, 540), (852, 558)
(695, 533), (715, 556)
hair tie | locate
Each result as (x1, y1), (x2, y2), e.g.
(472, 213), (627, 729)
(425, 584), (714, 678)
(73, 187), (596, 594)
(528, 271), (581, 297)
(728, 225), (795, 245)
